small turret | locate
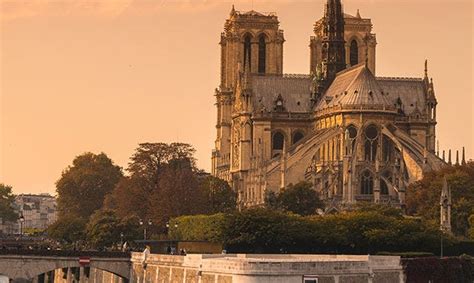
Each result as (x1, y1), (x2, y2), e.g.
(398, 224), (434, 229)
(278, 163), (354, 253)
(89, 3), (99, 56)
(448, 149), (452, 165)
(440, 176), (452, 233)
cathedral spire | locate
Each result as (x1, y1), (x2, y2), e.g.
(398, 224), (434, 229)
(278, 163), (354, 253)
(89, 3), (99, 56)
(462, 147), (466, 165)
(321, 0), (346, 88)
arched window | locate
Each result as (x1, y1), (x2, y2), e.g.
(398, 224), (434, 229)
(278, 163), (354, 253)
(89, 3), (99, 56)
(346, 124), (358, 154)
(258, 34), (266, 74)
(244, 34), (252, 70)
(350, 40), (359, 66)
(292, 131), (304, 144)
(364, 125), (379, 162)
(272, 132), (284, 151)
(382, 135), (393, 162)
(360, 170), (374, 195)
(380, 179), (389, 195)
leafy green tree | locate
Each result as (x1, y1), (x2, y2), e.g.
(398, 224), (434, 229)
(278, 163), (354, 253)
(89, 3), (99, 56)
(56, 152), (122, 219)
(279, 182), (323, 216)
(269, 182), (323, 216)
(47, 215), (87, 244)
(406, 162), (474, 237)
(86, 209), (141, 249)
(86, 210), (120, 249)
(0, 183), (17, 222)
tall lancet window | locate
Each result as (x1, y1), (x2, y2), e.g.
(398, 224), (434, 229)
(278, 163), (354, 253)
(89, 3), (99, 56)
(244, 34), (252, 70)
(258, 34), (267, 74)
(350, 40), (359, 66)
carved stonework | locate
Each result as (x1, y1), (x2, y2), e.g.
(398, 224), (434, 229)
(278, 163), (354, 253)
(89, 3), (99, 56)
(232, 126), (241, 169)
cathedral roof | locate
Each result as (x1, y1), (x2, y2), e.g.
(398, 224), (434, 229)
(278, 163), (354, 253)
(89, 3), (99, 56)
(376, 78), (426, 115)
(251, 74), (312, 113)
(316, 64), (392, 110)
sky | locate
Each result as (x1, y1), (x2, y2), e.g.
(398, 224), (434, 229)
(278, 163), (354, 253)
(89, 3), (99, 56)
(1, 0), (473, 195)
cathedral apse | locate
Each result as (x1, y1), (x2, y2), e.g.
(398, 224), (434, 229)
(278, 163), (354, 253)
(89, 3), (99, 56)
(211, 0), (445, 211)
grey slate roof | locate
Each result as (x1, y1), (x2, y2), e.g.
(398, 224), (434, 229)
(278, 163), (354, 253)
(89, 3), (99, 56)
(316, 64), (392, 110)
(376, 78), (426, 115)
(251, 74), (312, 113)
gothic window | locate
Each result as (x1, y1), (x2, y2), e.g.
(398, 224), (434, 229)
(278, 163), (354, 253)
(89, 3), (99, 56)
(350, 40), (358, 66)
(272, 131), (285, 151)
(381, 179), (389, 195)
(360, 170), (374, 195)
(292, 131), (304, 144)
(258, 34), (267, 74)
(382, 135), (393, 162)
(243, 34), (252, 70)
(346, 124), (358, 154)
(364, 124), (378, 162)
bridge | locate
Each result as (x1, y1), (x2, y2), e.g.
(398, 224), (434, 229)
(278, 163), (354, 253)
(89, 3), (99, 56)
(0, 250), (131, 282)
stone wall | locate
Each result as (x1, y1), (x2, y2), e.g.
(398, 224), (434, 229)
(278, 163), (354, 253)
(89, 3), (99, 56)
(131, 253), (404, 283)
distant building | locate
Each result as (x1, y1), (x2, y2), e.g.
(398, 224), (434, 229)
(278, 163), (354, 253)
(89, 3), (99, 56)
(14, 194), (57, 232)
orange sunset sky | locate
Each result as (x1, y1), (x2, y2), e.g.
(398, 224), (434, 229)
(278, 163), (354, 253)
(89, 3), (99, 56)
(1, 0), (473, 195)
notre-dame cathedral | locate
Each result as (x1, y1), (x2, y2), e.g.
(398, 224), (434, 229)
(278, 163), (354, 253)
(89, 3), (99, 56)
(211, 0), (445, 211)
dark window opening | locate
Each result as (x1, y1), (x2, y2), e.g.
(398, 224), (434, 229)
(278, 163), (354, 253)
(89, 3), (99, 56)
(244, 34), (252, 70)
(350, 40), (359, 66)
(258, 34), (266, 74)
(381, 179), (389, 195)
(361, 170), (374, 195)
(292, 131), (304, 144)
(272, 132), (284, 150)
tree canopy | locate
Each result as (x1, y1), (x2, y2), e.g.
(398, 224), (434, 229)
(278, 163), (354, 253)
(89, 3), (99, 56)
(406, 162), (474, 237)
(56, 152), (123, 219)
(0, 183), (17, 222)
(265, 182), (324, 216)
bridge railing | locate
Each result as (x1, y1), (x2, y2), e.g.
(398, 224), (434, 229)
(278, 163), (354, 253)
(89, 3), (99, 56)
(0, 249), (130, 258)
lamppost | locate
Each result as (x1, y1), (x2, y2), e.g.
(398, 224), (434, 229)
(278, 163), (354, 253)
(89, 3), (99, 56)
(139, 219), (152, 240)
(19, 213), (25, 239)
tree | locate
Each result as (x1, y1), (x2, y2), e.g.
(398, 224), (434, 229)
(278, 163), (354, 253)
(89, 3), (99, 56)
(47, 215), (87, 245)
(86, 209), (142, 249)
(199, 176), (237, 214)
(406, 162), (474, 237)
(0, 183), (17, 222)
(56, 152), (122, 219)
(266, 182), (324, 216)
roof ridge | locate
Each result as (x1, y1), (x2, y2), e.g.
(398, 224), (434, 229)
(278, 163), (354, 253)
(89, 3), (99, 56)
(376, 76), (423, 81)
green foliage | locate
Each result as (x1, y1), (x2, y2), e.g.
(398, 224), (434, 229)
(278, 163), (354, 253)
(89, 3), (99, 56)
(86, 209), (141, 249)
(406, 162), (474, 237)
(56, 152), (122, 219)
(171, 207), (453, 254)
(0, 183), (17, 222)
(168, 214), (227, 242)
(47, 215), (87, 244)
(402, 257), (474, 283)
(264, 182), (324, 216)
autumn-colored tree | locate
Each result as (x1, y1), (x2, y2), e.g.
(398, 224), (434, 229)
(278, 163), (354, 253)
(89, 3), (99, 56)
(0, 183), (18, 222)
(199, 175), (237, 214)
(406, 162), (474, 237)
(56, 152), (123, 219)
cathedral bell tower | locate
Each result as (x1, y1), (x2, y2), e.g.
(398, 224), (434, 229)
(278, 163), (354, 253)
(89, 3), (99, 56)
(212, 6), (285, 182)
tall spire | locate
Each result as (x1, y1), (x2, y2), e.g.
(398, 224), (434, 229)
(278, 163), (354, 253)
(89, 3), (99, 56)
(321, 0), (346, 88)
(462, 147), (466, 165)
(456, 150), (460, 165)
(448, 149), (452, 165)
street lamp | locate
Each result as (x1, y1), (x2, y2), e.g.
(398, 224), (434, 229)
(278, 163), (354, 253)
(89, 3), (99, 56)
(19, 213), (25, 238)
(139, 219), (152, 240)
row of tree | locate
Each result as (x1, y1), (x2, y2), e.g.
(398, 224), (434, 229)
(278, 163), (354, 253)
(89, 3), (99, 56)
(48, 143), (237, 248)
(169, 205), (455, 255)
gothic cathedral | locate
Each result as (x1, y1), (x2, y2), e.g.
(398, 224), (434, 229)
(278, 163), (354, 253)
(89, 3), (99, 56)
(211, 0), (445, 211)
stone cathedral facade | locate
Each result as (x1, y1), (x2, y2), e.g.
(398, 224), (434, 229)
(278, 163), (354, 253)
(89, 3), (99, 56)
(211, 0), (445, 210)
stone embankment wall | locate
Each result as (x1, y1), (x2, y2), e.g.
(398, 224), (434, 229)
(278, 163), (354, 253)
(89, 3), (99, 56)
(130, 253), (404, 283)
